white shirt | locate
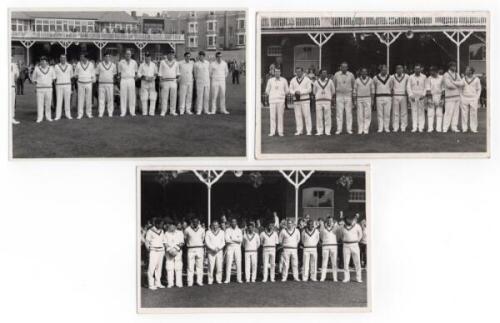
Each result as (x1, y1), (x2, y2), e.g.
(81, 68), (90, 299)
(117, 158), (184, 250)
(314, 78), (335, 102)
(96, 61), (117, 84)
(340, 224), (363, 243)
(391, 73), (409, 96)
(145, 228), (165, 250)
(32, 65), (55, 88)
(75, 61), (95, 83)
(461, 76), (481, 100)
(184, 226), (205, 247)
(301, 228), (320, 247)
(360, 226), (368, 244)
(279, 228), (301, 248)
(373, 74), (393, 96)
(265, 77), (289, 104)
(260, 230), (279, 247)
(178, 60), (194, 84)
(320, 225), (338, 245)
(407, 73), (427, 98)
(164, 230), (184, 252)
(209, 60), (229, 82)
(443, 71), (464, 98)
(205, 229), (226, 252)
(11, 63), (19, 87)
(159, 59), (179, 81)
(354, 77), (374, 98)
(225, 226), (243, 246)
(194, 60), (210, 84)
(333, 71), (355, 96)
(426, 75), (444, 96)
(118, 59), (138, 79)
(54, 63), (73, 85)
(242, 231), (260, 251)
(289, 76), (312, 101)
(138, 61), (158, 86)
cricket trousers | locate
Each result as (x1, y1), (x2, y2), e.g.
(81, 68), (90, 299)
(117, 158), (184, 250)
(269, 102), (285, 136)
(147, 249), (165, 288)
(196, 82), (210, 114)
(11, 86), (16, 121)
(410, 96), (425, 131)
(165, 251), (183, 287)
(244, 251), (258, 282)
(98, 83), (114, 117)
(343, 243), (362, 282)
(262, 247), (276, 282)
(293, 100), (312, 135)
(225, 245), (242, 283)
(77, 82), (93, 118)
(140, 83), (157, 116)
(392, 95), (408, 131)
(460, 97), (479, 132)
(302, 247), (318, 281)
(336, 95), (353, 133)
(376, 96), (392, 132)
(119, 79), (136, 116)
(207, 250), (223, 284)
(356, 97), (372, 134)
(315, 101), (332, 135)
(160, 80), (177, 115)
(320, 245), (338, 281)
(187, 247), (204, 286)
(443, 96), (461, 132)
(55, 84), (72, 119)
(281, 248), (299, 281)
(36, 88), (53, 122)
(178, 82), (193, 114)
(428, 94), (443, 132)
(211, 80), (227, 113)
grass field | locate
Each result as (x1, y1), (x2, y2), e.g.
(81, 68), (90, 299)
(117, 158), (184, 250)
(260, 106), (487, 155)
(12, 79), (246, 158)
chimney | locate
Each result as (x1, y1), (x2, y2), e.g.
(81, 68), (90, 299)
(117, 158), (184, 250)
(131, 11), (137, 18)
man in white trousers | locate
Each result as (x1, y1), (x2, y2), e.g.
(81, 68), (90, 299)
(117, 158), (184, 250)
(75, 53), (95, 119)
(54, 54), (73, 120)
(32, 56), (55, 123)
(341, 214), (363, 283)
(391, 65), (409, 132)
(260, 222), (279, 282)
(224, 218), (243, 283)
(205, 220), (226, 284)
(11, 60), (20, 124)
(460, 66), (482, 133)
(425, 66), (444, 132)
(164, 222), (185, 288)
(333, 62), (356, 134)
(137, 52), (158, 116)
(242, 222), (260, 283)
(95, 52), (117, 118)
(301, 220), (320, 282)
(159, 50), (180, 116)
(194, 51), (210, 115)
(118, 49), (138, 117)
(265, 68), (288, 136)
(279, 219), (301, 282)
(210, 51), (229, 114)
(373, 64), (393, 133)
(407, 64), (427, 132)
(354, 67), (374, 134)
(289, 67), (312, 136)
(184, 218), (205, 287)
(442, 61), (464, 132)
(178, 52), (194, 115)
(145, 219), (165, 290)
(320, 216), (339, 282)
(313, 69), (335, 136)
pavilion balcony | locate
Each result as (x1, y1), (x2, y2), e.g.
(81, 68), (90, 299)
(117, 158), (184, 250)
(11, 30), (185, 43)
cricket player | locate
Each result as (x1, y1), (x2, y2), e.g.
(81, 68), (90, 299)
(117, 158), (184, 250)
(391, 65), (409, 132)
(184, 218), (206, 287)
(32, 56), (55, 123)
(145, 219), (165, 290)
(460, 66), (482, 133)
(159, 50), (180, 116)
(242, 222), (260, 283)
(205, 220), (226, 284)
(95, 52), (117, 117)
(224, 218), (243, 283)
(341, 214), (363, 283)
(54, 54), (73, 120)
(178, 52), (194, 115)
(425, 66), (444, 132)
(373, 64), (393, 132)
(210, 52), (229, 114)
(164, 222), (185, 288)
(265, 68), (288, 136)
(11, 61), (20, 124)
(354, 68), (375, 134)
(301, 220), (320, 281)
(118, 49), (138, 117)
(407, 64), (427, 132)
(313, 69), (335, 136)
(260, 222), (279, 282)
(75, 54), (95, 119)
(320, 216), (339, 282)
(279, 219), (301, 282)
(333, 62), (356, 134)
(289, 67), (313, 136)
(443, 61), (465, 133)
(194, 51), (210, 114)
(137, 52), (158, 116)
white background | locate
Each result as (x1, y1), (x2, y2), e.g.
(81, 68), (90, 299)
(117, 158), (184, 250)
(1, 0), (499, 322)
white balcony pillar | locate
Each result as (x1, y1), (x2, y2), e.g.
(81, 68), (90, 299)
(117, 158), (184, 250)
(193, 170), (226, 225)
(134, 41), (148, 62)
(20, 40), (35, 65)
(93, 41), (108, 60)
(307, 32), (334, 70)
(374, 32), (402, 71)
(58, 41), (73, 56)
(280, 170), (314, 223)
(443, 31), (473, 74)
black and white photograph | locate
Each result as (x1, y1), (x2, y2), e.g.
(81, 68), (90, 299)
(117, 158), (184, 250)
(9, 9), (247, 158)
(137, 167), (370, 312)
(256, 11), (489, 158)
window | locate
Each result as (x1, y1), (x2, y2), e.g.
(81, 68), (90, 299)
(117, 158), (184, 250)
(237, 33), (245, 46)
(207, 35), (216, 48)
(237, 18), (245, 30)
(207, 20), (216, 33)
(189, 11), (196, 18)
(188, 36), (198, 48)
(11, 19), (29, 32)
(267, 45), (282, 57)
(348, 189), (366, 203)
(188, 22), (198, 33)
(302, 188), (334, 208)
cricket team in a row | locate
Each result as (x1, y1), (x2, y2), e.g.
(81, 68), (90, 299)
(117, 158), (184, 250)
(265, 61), (482, 136)
(10, 50), (229, 124)
(144, 216), (364, 290)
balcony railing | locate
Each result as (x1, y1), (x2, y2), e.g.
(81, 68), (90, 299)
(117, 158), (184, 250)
(11, 30), (185, 42)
